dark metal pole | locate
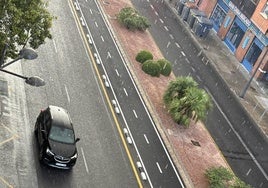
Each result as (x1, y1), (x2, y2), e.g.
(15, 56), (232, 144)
(0, 69), (28, 79)
(1, 56), (22, 68)
(239, 49), (268, 98)
(0, 43), (8, 67)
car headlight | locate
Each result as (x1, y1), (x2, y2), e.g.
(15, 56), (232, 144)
(71, 153), (78, 159)
(46, 148), (54, 156)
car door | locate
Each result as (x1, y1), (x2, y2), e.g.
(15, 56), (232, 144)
(38, 111), (49, 146)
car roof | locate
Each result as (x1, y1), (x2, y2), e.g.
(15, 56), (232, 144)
(48, 105), (73, 130)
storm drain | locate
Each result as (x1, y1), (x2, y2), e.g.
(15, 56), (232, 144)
(191, 140), (201, 147)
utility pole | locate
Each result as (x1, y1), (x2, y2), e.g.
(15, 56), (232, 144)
(239, 49), (268, 98)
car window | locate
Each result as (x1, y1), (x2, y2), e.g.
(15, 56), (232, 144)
(48, 125), (75, 144)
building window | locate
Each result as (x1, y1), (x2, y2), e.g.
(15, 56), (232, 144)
(245, 43), (262, 66)
(226, 22), (245, 48)
(260, 2), (268, 19)
(211, 5), (227, 31)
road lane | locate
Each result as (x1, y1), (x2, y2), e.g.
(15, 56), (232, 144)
(19, 0), (139, 187)
(131, 0), (268, 186)
(77, 0), (186, 187)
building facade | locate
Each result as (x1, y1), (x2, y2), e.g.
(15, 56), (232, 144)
(195, 0), (268, 80)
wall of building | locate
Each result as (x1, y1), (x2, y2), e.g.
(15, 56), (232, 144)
(251, 0), (268, 34)
(253, 47), (268, 79)
(196, 0), (217, 17)
(235, 30), (255, 62)
(217, 11), (235, 40)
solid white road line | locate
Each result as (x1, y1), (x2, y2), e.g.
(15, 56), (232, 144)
(164, 26), (169, 31)
(52, 39), (58, 53)
(175, 42), (181, 48)
(166, 41), (170, 48)
(246, 168), (252, 176)
(107, 51), (111, 59)
(156, 162), (163, 173)
(64, 85), (70, 104)
(81, 147), (89, 174)
(144, 134), (149, 144)
(115, 69), (119, 77)
(133, 109), (138, 118)
(123, 87), (128, 96)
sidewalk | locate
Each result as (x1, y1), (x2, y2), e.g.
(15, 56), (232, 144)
(98, 0), (267, 187)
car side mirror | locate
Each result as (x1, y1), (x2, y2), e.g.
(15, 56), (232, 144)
(75, 138), (80, 143)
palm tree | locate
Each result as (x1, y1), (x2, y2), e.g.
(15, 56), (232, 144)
(164, 76), (212, 127)
(163, 76), (198, 105)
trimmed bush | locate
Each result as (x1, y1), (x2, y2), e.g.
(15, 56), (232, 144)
(116, 7), (150, 31)
(136, 16), (150, 31)
(142, 60), (161, 77)
(117, 7), (134, 25)
(157, 59), (172, 76)
(124, 17), (136, 30)
(136, 50), (153, 63)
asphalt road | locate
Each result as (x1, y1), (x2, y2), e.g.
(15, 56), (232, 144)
(76, 0), (185, 187)
(0, 0), (185, 187)
(1, 0), (266, 187)
(130, 0), (268, 187)
(1, 0), (137, 187)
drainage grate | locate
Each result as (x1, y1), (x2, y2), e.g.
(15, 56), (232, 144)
(191, 140), (201, 147)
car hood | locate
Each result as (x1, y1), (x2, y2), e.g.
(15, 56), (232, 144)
(48, 139), (76, 157)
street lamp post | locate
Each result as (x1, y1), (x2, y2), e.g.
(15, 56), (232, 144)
(0, 69), (45, 87)
(239, 50), (267, 98)
(0, 46), (45, 87)
(1, 48), (38, 68)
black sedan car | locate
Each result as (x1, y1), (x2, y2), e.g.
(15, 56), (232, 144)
(34, 105), (80, 169)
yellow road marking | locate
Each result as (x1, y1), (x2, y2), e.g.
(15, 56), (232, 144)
(0, 176), (13, 188)
(0, 124), (19, 146)
(68, 1), (143, 187)
(0, 135), (18, 146)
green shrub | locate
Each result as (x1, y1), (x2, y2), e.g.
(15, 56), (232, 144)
(117, 7), (135, 25)
(116, 7), (150, 31)
(136, 16), (150, 31)
(142, 60), (161, 77)
(124, 17), (136, 30)
(205, 166), (251, 188)
(157, 59), (172, 76)
(136, 50), (153, 63)
(205, 166), (233, 187)
(232, 177), (251, 188)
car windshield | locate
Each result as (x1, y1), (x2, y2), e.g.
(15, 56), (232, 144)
(49, 125), (75, 144)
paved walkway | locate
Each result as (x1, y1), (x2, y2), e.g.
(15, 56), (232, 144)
(99, 0), (268, 187)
